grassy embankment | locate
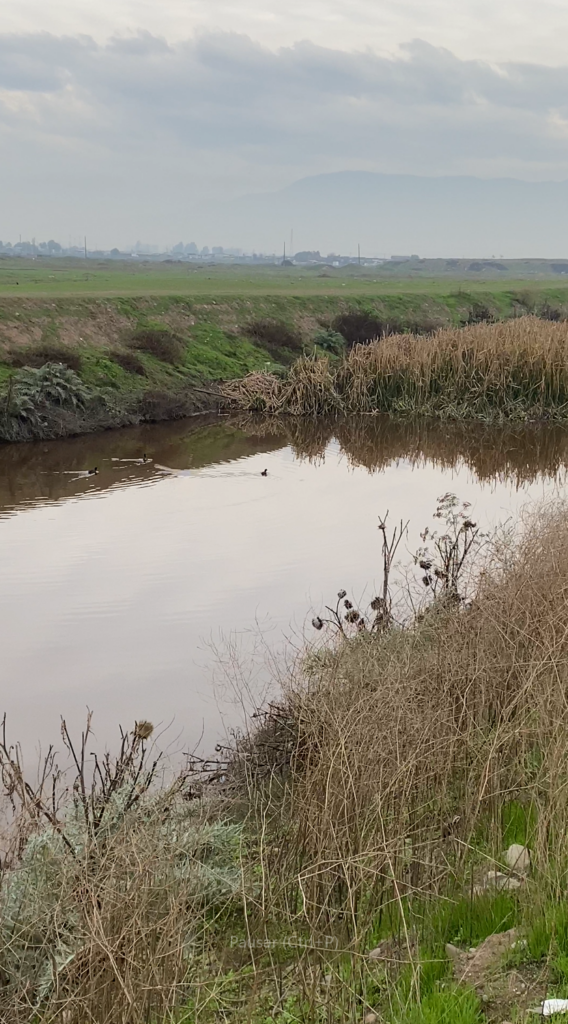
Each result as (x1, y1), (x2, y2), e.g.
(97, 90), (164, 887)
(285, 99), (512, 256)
(4, 500), (568, 1022)
(3, 258), (568, 439)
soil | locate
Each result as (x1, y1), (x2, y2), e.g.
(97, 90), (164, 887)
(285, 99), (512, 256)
(447, 930), (549, 1022)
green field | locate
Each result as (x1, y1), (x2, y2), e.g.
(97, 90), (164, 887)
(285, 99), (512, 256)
(2, 255), (568, 298)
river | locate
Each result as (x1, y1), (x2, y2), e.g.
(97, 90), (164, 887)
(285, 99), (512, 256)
(1, 414), (567, 759)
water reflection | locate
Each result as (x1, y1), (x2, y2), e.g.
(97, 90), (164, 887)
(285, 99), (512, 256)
(1, 413), (567, 758)
(236, 415), (568, 486)
(0, 416), (286, 518)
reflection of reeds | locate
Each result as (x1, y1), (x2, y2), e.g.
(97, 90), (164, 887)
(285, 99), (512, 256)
(234, 412), (568, 486)
(222, 317), (568, 421)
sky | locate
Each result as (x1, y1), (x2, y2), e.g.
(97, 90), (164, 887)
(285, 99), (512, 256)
(2, 0), (568, 251)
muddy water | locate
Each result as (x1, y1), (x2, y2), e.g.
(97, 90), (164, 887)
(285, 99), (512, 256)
(1, 414), (568, 757)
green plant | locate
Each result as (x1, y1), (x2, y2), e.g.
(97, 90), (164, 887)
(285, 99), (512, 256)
(313, 328), (345, 355)
(0, 715), (244, 1022)
(397, 984), (483, 1024)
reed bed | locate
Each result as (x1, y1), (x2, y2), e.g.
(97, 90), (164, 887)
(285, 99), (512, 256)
(222, 316), (568, 420)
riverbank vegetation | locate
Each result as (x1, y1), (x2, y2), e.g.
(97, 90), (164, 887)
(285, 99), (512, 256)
(4, 499), (568, 1021)
(3, 288), (568, 440)
(223, 316), (568, 422)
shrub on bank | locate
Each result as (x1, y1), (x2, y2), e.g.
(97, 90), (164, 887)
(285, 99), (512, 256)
(128, 326), (185, 364)
(108, 347), (148, 376)
(5, 501), (568, 1020)
(332, 308), (397, 346)
(245, 318), (303, 359)
(7, 341), (83, 373)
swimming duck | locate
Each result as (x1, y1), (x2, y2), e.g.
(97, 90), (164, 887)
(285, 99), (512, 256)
(261, 468), (268, 476)
(111, 454), (151, 464)
(63, 466), (98, 477)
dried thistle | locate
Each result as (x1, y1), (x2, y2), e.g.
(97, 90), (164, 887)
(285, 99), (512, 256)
(134, 720), (154, 741)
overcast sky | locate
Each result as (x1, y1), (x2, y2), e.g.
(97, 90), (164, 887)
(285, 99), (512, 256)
(2, 0), (568, 250)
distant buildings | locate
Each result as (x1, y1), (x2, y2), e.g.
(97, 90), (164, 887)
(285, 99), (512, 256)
(0, 237), (394, 265)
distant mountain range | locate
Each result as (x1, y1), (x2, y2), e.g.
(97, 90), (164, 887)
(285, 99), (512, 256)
(191, 172), (568, 258)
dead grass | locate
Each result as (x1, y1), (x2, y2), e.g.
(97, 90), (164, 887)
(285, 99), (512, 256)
(225, 501), (568, 1020)
(222, 316), (568, 420)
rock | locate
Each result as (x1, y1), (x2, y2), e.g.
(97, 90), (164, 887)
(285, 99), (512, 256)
(485, 870), (523, 890)
(368, 947), (383, 961)
(531, 998), (568, 1015)
(364, 1014), (378, 1024)
(445, 943), (461, 959)
(504, 843), (531, 875)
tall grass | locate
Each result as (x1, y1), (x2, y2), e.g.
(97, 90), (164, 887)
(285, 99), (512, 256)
(222, 316), (568, 420)
(229, 501), (568, 1019)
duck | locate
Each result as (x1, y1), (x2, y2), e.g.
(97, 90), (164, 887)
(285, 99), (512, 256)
(62, 467), (98, 477)
(261, 468), (268, 477)
(110, 454), (151, 464)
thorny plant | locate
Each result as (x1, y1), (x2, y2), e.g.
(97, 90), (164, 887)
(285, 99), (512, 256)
(415, 493), (485, 603)
(312, 514), (408, 636)
(312, 494), (485, 637)
(0, 714), (244, 1024)
(0, 712), (161, 862)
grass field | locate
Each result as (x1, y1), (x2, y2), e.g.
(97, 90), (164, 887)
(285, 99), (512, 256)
(3, 256), (568, 299)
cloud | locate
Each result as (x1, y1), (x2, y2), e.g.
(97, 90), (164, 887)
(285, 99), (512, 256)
(1, 30), (568, 247)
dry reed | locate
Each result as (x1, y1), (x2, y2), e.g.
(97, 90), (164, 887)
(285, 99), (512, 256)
(222, 316), (568, 420)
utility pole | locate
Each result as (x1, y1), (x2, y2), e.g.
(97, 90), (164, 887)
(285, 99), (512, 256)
(358, 243), (361, 266)
(84, 236), (87, 259)
(283, 241), (286, 263)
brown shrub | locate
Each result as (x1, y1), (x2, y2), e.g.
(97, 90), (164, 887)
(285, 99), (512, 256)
(223, 316), (568, 420)
(128, 327), (185, 364)
(242, 501), (568, 950)
(246, 318), (303, 359)
(332, 309), (398, 346)
(8, 342), (83, 373)
(109, 348), (147, 376)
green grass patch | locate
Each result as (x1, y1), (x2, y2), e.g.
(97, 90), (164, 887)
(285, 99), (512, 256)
(430, 891), (520, 948)
(396, 984), (484, 1024)
(184, 324), (275, 380)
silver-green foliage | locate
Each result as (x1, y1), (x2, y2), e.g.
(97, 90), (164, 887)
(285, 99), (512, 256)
(8, 362), (92, 418)
(0, 791), (243, 1007)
